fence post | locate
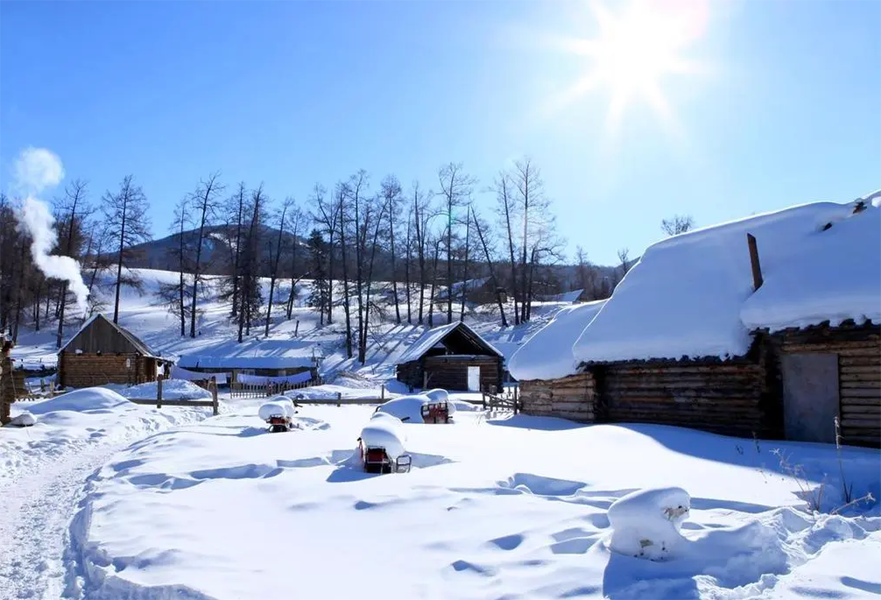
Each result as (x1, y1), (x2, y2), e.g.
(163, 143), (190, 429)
(381, 384), (385, 401)
(337, 392), (342, 407)
(211, 376), (219, 416)
(157, 375), (163, 409)
(513, 385), (518, 415)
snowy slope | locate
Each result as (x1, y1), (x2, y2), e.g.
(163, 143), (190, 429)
(66, 404), (881, 600)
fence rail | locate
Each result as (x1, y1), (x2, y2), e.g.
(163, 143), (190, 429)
(229, 377), (324, 399)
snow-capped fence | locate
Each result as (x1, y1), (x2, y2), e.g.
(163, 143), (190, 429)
(480, 387), (520, 414)
(128, 375), (219, 415)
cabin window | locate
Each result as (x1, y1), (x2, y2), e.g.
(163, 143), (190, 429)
(126, 357), (132, 369)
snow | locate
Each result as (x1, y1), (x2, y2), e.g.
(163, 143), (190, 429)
(508, 300), (606, 380)
(360, 415), (407, 460)
(237, 370), (313, 385)
(107, 378), (213, 400)
(375, 394), (433, 422)
(257, 397), (296, 421)
(26, 386), (131, 414)
(177, 338), (319, 370)
(607, 487), (691, 560)
(59, 403), (880, 600)
(397, 321), (502, 364)
(741, 203), (881, 332)
(6, 412), (36, 427)
(574, 201), (872, 364)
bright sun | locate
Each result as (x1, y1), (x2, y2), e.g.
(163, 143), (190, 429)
(555, 0), (706, 128)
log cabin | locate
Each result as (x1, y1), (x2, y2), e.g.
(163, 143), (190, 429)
(510, 195), (880, 446)
(396, 321), (504, 392)
(58, 313), (165, 388)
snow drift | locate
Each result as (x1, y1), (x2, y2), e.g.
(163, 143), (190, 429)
(607, 486), (691, 560)
(26, 387), (131, 414)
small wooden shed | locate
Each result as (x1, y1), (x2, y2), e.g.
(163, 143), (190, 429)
(58, 313), (163, 388)
(396, 322), (503, 392)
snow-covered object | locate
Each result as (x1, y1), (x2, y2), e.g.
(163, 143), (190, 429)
(6, 412), (36, 427)
(258, 398), (296, 421)
(607, 487), (691, 560)
(238, 371), (313, 386)
(575, 201), (873, 363)
(508, 301), (606, 380)
(170, 365), (229, 384)
(424, 388), (449, 403)
(26, 387), (131, 415)
(741, 204), (881, 331)
(359, 418), (406, 461)
(375, 395), (431, 423)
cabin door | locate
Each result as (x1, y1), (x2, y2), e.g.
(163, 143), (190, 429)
(781, 353), (839, 444)
(467, 366), (481, 392)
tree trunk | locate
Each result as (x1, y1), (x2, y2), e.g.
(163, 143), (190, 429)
(231, 188), (245, 318)
(113, 195), (128, 324)
(471, 207), (507, 327)
(389, 207), (400, 325)
(404, 215), (412, 325)
(501, 183), (520, 326)
(338, 198), (353, 359)
(459, 211), (470, 322)
(428, 239), (441, 328)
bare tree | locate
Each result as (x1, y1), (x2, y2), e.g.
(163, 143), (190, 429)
(437, 162), (476, 324)
(188, 172), (224, 338)
(102, 175), (152, 324)
(265, 197), (292, 336)
(311, 184), (337, 324)
(471, 205), (508, 326)
(237, 185), (265, 342)
(381, 175), (403, 325)
(222, 183), (247, 318)
(157, 197), (191, 336)
(335, 182), (354, 358)
(661, 214), (695, 236)
(53, 179), (91, 347)
(458, 207), (471, 321)
(284, 204), (305, 320)
(411, 182), (435, 325)
(494, 171), (521, 325)
(617, 247), (631, 282)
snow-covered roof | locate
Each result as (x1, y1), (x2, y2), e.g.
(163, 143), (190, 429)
(58, 313), (158, 358)
(436, 277), (490, 300)
(508, 300), (606, 381)
(177, 339), (320, 370)
(397, 321), (503, 364)
(573, 200), (879, 364)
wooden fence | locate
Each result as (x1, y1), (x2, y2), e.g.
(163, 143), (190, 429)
(230, 376), (324, 399)
(480, 386), (521, 414)
(129, 375), (219, 416)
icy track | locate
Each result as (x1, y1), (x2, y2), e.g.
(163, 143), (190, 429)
(0, 389), (212, 600)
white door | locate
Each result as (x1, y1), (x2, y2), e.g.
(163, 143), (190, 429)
(467, 366), (481, 391)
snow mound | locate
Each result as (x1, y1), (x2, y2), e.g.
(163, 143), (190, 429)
(6, 412), (36, 427)
(360, 417), (406, 460)
(113, 379), (212, 401)
(375, 395), (429, 423)
(424, 388), (449, 403)
(258, 397), (296, 421)
(26, 387), (131, 415)
(607, 486), (691, 561)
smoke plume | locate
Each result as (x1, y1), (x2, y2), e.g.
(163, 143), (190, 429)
(13, 147), (90, 316)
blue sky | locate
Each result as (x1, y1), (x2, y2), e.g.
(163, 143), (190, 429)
(1, 0), (878, 265)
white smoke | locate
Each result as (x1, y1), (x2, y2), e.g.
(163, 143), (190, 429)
(13, 147), (90, 316)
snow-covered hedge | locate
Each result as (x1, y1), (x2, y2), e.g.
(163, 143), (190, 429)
(607, 487), (691, 560)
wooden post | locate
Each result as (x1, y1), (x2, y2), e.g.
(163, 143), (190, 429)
(0, 335), (10, 425)
(381, 384), (385, 401)
(337, 392), (342, 407)
(295, 320), (300, 337)
(211, 376), (219, 416)
(157, 375), (163, 409)
(747, 233), (763, 291)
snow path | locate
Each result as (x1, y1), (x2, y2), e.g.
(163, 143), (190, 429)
(0, 441), (130, 600)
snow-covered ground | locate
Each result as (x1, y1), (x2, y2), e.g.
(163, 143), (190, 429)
(59, 397), (880, 600)
(0, 388), (215, 600)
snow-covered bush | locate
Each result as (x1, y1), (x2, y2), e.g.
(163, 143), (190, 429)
(607, 487), (691, 560)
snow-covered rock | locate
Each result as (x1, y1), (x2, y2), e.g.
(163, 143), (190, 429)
(258, 397), (296, 421)
(607, 486), (691, 560)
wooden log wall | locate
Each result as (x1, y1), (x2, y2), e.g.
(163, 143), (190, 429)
(60, 353), (155, 388)
(599, 361), (772, 438)
(423, 356), (502, 392)
(519, 372), (596, 422)
(777, 324), (880, 447)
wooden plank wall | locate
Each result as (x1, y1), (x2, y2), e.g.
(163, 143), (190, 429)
(423, 356), (502, 392)
(600, 362), (771, 438)
(60, 353), (156, 388)
(61, 317), (144, 355)
(519, 372), (596, 422)
(778, 325), (880, 447)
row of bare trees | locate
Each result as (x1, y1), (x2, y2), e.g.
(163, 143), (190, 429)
(0, 160), (694, 361)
